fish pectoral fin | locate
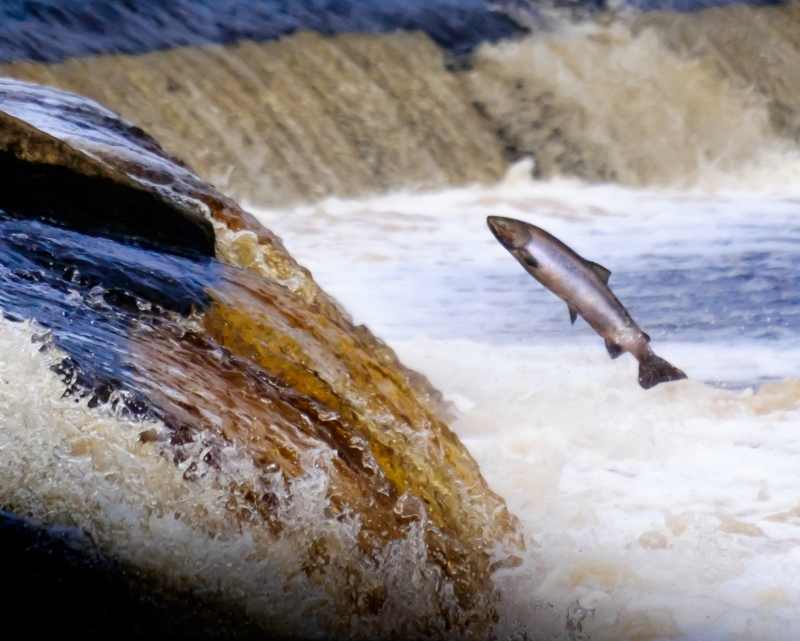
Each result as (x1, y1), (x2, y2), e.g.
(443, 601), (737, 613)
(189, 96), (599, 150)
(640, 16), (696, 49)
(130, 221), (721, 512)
(642, 332), (651, 343)
(521, 252), (539, 269)
(588, 261), (611, 284)
(567, 304), (578, 325)
(605, 338), (624, 359)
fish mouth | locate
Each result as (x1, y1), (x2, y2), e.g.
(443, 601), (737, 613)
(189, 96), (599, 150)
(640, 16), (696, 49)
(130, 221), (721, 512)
(487, 216), (531, 250)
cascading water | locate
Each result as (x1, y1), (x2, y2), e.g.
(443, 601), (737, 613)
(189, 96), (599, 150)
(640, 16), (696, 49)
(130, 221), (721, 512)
(4, 3), (800, 203)
(1, 2), (800, 640)
(255, 173), (800, 640)
(0, 77), (522, 639)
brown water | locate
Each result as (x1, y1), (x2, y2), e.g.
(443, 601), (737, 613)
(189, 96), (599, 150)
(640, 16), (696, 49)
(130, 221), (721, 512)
(0, 31), (506, 207)
(464, 4), (800, 188)
(4, 5), (800, 200)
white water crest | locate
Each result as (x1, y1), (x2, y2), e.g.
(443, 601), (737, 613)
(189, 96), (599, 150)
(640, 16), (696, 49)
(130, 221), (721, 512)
(0, 317), (455, 639)
(252, 171), (800, 639)
(464, 14), (800, 191)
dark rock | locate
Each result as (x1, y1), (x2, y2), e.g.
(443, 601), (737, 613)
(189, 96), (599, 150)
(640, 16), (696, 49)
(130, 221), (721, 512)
(0, 78), (216, 257)
(0, 510), (263, 639)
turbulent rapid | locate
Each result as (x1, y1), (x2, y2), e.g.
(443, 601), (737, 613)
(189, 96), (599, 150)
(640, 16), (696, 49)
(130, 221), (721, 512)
(0, 77), (523, 638)
(255, 175), (800, 639)
(1, 1), (800, 640)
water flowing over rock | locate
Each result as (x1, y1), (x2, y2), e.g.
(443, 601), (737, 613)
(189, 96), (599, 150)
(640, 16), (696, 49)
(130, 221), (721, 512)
(0, 32), (508, 207)
(5, 4), (800, 197)
(631, 4), (800, 142)
(462, 3), (800, 188)
(0, 78), (523, 638)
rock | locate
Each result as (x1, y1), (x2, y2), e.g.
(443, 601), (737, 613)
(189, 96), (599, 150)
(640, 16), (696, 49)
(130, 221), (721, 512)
(0, 78), (523, 639)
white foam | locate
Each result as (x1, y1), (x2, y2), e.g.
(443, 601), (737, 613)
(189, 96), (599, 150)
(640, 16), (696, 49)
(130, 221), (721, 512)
(0, 317), (452, 637)
(1, 173), (798, 637)
(395, 338), (800, 640)
(251, 178), (800, 638)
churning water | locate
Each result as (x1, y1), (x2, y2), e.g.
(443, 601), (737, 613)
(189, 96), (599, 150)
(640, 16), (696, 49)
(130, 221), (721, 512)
(4, 2), (800, 638)
(254, 170), (800, 639)
(253, 168), (800, 384)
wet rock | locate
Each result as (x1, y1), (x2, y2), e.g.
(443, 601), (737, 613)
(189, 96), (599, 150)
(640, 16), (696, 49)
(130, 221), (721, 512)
(0, 78), (523, 638)
(0, 78), (215, 256)
(0, 510), (261, 638)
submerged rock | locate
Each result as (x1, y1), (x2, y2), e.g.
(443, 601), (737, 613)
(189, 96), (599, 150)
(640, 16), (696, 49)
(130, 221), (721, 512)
(0, 78), (523, 638)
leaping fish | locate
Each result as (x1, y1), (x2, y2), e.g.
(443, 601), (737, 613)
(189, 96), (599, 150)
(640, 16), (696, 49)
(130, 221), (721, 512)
(487, 215), (687, 389)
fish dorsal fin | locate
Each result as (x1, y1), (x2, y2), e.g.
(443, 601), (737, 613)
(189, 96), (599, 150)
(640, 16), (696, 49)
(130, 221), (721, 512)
(588, 261), (611, 284)
(567, 304), (578, 325)
(642, 332), (651, 343)
(605, 338), (624, 359)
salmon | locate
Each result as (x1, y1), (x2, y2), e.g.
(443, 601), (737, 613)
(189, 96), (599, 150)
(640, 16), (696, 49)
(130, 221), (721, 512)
(487, 215), (687, 389)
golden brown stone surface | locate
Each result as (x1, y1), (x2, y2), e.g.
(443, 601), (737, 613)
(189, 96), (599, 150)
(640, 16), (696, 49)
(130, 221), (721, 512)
(0, 77), (522, 638)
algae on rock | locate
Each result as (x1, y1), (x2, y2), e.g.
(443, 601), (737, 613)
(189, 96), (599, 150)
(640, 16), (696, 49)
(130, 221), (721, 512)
(0, 77), (523, 639)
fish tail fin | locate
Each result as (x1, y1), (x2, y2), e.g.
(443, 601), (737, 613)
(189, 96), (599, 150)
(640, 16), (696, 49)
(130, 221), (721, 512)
(638, 353), (687, 390)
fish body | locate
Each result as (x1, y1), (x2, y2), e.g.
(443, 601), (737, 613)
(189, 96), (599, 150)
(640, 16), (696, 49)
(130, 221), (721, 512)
(487, 215), (686, 389)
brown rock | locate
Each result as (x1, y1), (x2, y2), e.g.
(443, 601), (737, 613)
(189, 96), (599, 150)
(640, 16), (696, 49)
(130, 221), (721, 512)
(0, 78), (523, 639)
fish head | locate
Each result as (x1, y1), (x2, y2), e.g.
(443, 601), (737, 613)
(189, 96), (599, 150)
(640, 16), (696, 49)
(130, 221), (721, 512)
(487, 216), (531, 251)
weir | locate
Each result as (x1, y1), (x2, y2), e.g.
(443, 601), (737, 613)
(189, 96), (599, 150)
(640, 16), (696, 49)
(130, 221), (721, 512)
(2, 2), (800, 640)
(0, 32), (507, 206)
(3, 4), (800, 201)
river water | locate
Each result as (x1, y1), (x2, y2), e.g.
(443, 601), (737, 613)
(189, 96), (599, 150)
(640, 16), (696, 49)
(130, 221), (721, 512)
(254, 171), (800, 639)
(3, 2), (800, 638)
